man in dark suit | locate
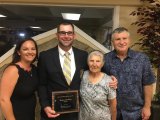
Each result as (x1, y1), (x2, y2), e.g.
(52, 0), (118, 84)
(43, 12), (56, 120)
(38, 21), (117, 120)
(38, 21), (88, 120)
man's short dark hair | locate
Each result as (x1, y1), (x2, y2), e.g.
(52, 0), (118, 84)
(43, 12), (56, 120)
(57, 20), (74, 33)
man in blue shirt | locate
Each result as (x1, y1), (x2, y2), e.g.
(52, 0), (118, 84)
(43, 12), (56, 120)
(103, 27), (155, 120)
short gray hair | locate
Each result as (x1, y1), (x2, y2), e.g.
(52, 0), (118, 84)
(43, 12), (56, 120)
(87, 50), (104, 63)
(111, 27), (130, 40)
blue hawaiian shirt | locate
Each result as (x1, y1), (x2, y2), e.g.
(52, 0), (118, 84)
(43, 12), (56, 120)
(103, 49), (155, 119)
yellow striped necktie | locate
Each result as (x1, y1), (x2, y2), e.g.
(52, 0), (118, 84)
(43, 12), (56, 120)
(63, 52), (71, 85)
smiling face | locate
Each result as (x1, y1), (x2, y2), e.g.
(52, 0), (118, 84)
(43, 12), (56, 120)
(88, 54), (104, 73)
(112, 31), (131, 55)
(18, 40), (37, 63)
(56, 24), (75, 51)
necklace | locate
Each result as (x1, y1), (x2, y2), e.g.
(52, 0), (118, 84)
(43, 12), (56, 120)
(28, 71), (32, 77)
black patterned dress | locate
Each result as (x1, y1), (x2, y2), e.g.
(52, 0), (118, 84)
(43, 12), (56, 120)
(10, 64), (38, 120)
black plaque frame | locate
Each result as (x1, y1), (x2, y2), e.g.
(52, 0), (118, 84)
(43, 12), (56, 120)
(52, 90), (79, 114)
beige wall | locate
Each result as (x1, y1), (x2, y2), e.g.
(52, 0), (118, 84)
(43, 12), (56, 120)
(119, 6), (141, 51)
(0, 0), (140, 6)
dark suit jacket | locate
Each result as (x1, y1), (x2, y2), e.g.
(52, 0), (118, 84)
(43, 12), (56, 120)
(37, 46), (88, 120)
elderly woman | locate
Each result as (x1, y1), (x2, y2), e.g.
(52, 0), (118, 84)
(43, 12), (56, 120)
(79, 50), (117, 120)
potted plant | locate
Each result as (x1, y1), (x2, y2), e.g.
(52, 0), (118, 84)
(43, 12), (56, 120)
(130, 0), (160, 103)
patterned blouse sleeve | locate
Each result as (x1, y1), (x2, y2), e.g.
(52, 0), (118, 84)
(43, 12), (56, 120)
(108, 87), (116, 100)
(105, 75), (116, 100)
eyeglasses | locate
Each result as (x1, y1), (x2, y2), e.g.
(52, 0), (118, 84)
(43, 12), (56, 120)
(58, 31), (74, 36)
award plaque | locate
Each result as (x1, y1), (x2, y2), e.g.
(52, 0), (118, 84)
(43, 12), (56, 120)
(52, 90), (79, 114)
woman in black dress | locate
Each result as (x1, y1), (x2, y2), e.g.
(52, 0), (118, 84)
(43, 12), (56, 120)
(0, 38), (39, 120)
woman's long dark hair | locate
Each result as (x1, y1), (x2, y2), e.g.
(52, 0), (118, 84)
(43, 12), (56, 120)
(11, 38), (38, 64)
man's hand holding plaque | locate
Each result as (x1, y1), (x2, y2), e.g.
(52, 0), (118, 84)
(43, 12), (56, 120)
(52, 90), (79, 114)
(44, 106), (60, 118)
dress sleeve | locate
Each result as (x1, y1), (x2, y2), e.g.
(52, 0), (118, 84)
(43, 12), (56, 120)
(108, 87), (116, 100)
(104, 75), (116, 100)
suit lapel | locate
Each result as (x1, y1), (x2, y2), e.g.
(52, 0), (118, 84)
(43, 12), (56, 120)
(70, 47), (81, 86)
(52, 47), (61, 71)
(73, 47), (81, 71)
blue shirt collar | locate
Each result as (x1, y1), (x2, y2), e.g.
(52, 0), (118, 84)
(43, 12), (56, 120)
(112, 48), (135, 59)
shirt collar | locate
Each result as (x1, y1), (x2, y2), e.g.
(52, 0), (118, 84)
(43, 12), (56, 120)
(112, 48), (134, 59)
(58, 45), (73, 56)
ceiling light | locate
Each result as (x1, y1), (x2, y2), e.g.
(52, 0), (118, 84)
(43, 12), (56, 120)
(0, 14), (7, 17)
(30, 26), (41, 29)
(61, 13), (81, 21)
(19, 33), (25, 37)
(0, 27), (5, 28)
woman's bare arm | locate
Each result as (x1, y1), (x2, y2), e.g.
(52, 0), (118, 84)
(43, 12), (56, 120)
(0, 66), (19, 120)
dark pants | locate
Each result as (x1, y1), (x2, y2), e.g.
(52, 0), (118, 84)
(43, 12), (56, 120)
(40, 112), (78, 120)
(41, 117), (46, 120)
(117, 109), (142, 120)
